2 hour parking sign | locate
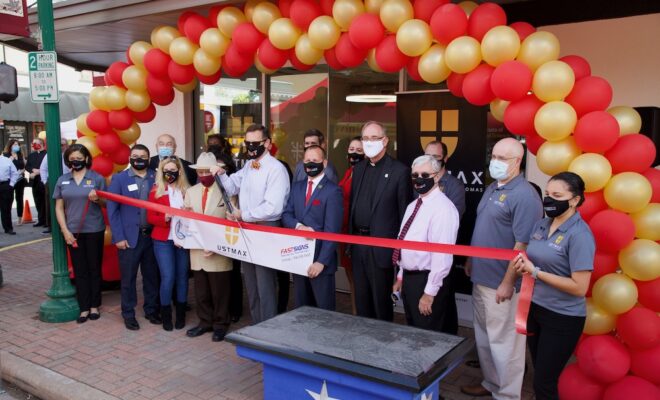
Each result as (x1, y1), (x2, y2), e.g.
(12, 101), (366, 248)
(28, 51), (59, 103)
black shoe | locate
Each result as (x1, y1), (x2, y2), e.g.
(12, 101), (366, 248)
(42, 229), (51, 234)
(161, 305), (173, 331)
(124, 318), (140, 331)
(186, 326), (212, 338)
(175, 302), (186, 330)
(76, 315), (88, 324)
(5, 231), (16, 235)
(34, 222), (44, 227)
(212, 330), (226, 342)
(88, 312), (100, 320)
(145, 314), (162, 325)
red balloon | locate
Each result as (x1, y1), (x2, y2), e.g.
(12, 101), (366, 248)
(258, 39), (290, 70)
(349, 13), (386, 51)
(146, 75), (175, 106)
(462, 63), (495, 106)
(467, 3), (507, 41)
(196, 70), (222, 85)
(110, 143), (131, 165)
(289, 51), (315, 71)
(447, 72), (465, 97)
(108, 109), (134, 131)
(406, 57), (423, 81)
(631, 344), (660, 384)
(106, 62), (129, 89)
(168, 60), (196, 84)
(184, 13), (212, 44)
(589, 209), (635, 253)
(636, 278), (660, 312)
(617, 307), (660, 350)
(177, 11), (195, 35)
(133, 103), (157, 123)
(577, 335), (631, 384)
(279, 0), (294, 17)
(414, 0), (449, 23)
(491, 60), (533, 102)
(87, 110), (111, 134)
(335, 33), (368, 68)
(96, 132), (122, 154)
(580, 190), (608, 223)
(208, 5), (226, 27)
(560, 55), (592, 81)
(503, 95), (544, 136)
(319, 0), (333, 16)
(290, 0), (322, 30)
(603, 376), (660, 400)
(430, 4), (468, 45)
(587, 250), (619, 296)
(565, 76), (613, 117)
(375, 35), (410, 73)
(143, 49), (171, 79)
(641, 168), (660, 203)
(323, 48), (346, 70)
(509, 21), (536, 41)
(525, 132), (545, 155)
(574, 111), (620, 153)
(91, 155), (114, 177)
(233, 22), (265, 55)
(223, 45), (253, 77)
(558, 363), (604, 400)
(604, 134), (657, 174)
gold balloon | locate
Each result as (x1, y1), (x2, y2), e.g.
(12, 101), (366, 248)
(607, 106), (642, 136)
(193, 48), (221, 76)
(89, 87), (109, 111)
(88, 98), (98, 111)
(243, 0), (263, 22)
(103, 225), (113, 246)
(604, 172), (653, 213)
(458, 1), (478, 16)
(255, 55), (276, 74)
(445, 36), (482, 74)
(535, 136), (581, 176)
(380, 0), (414, 33)
(619, 239), (660, 281)
(294, 34), (323, 65)
(532, 60), (575, 102)
(200, 28), (230, 58)
(490, 99), (510, 122)
(308, 16), (341, 50)
(105, 86), (127, 111)
(253, 2), (282, 35)
(153, 26), (181, 54)
(125, 89), (151, 113)
(365, 0), (385, 14)
(584, 298), (617, 335)
(75, 136), (101, 157)
(174, 78), (198, 93)
(631, 203), (660, 241)
(76, 113), (96, 137)
(128, 41), (153, 68)
(517, 31), (560, 71)
(333, 0), (366, 31)
(117, 123), (141, 145)
(366, 49), (383, 72)
(396, 19), (433, 57)
(481, 26), (521, 67)
(38, 131), (47, 140)
(534, 101), (577, 141)
(122, 65), (148, 92)
(150, 26), (164, 47)
(269, 18), (302, 50)
(418, 44), (451, 84)
(592, 273), (638, 315)
(217, 6), (247, 38)
(568, 153), (612, 192)
(169, 37), (198, 65)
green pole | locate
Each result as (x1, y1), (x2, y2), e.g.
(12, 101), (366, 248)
(37, 0), (79, 322)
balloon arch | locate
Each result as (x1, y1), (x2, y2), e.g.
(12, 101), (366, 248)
(75, 1), (659, 397)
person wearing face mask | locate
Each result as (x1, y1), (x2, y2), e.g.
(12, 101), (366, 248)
(293, 129), (338, 183)
(147, 157), (191, 331)
(3, 140), (26, 225)
(39, 138), (70, 234)
(52, 144), (106, 323)
(148, 133), (197, 185)
(349, 121), (412, 322)
(107, 144), (161, 331)
(282, 145), (343, 310)
(210, 124), (290, 324)
(392, 155), (459, 331)
(26, 138), (48, 227)
(0, 146), (20, 235)
(513, 172), (594, 400)
(461, 138), (543, 399)
(184, 153), (235, 342)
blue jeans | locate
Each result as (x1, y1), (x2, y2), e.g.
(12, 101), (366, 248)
(153, 239), (189, 305)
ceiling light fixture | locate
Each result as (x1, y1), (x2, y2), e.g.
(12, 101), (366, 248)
(345, 94), (397, 103)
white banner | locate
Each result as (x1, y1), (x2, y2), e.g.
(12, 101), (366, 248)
(172, 217), (316, 276)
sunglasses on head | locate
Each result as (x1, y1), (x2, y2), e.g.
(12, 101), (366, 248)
(162, 155), (178, 161)
(411, 172), (437, 179)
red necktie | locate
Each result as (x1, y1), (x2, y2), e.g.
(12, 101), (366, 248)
(201, 187), (208, 212)
(392, 198), (423, 266)
(305, 180), (313, 206)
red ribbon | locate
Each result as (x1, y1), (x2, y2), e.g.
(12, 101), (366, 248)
(97, 190), (534, 334)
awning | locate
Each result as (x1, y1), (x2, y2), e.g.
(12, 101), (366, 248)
(0, 87), (89, 122)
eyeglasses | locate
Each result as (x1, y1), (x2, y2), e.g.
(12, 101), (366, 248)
(411, 172), (438, 179)
(361, 136), (385, 143)
(244, 140), (266, 147)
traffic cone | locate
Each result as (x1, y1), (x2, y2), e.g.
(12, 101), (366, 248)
(22, 200), (34, 224)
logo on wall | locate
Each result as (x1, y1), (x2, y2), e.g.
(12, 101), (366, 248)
(225, 226), (239, 245)
(418, 109), (460, 158)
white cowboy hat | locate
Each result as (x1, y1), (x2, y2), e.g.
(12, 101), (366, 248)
(190, 152), (222, 169)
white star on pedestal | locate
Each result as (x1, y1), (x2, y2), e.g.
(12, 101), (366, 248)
(306, 380), (340, 400)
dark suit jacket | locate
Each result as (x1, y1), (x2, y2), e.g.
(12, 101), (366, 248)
(149, 155), (197, 185)
(282, 175), (344, 275)
(107, 168), (156, 248)
(349, 154), (412, 268)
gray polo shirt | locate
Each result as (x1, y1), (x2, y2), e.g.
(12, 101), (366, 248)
(440, 172), (466, 219)
(53, 170), (107, 233)
(470, 174), (543, 290)
(527, 213), (595, 316)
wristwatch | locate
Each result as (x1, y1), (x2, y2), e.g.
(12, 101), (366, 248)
(531, 266), (540, 280)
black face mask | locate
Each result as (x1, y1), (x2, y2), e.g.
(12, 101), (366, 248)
(347, 152), (365, 166)
(163, 170), (179, 184)
(70, 160), (86, 171)
(543, 196), (571, 218)
(304, 161), (324, 177)
(413, 177), (435, 195)
(130, 158), (149, 171)
(246, 142), (266, 160)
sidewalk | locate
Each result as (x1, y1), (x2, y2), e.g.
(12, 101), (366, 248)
(0, 240), (533, 400)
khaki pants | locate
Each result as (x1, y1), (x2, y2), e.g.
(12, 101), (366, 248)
(472, 284), (526, 400)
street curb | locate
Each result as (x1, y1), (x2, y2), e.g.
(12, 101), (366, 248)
(0, 351), (119, 400)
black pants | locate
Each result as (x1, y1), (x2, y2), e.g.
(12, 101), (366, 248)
(44, 185), (51, 228)
(118, 233), (159, 319)
(32, 180), (46, 225)
(0, 182), (14, 232)
(401, 270), (453, 332)
(527, 302), (586, 400)
(194, 269), (231, 332)
(14, 179), (25, 219)
(352, 244), (394, 321)
(229, 259), (243, 318)
(69, 231), (105, 312)
(440, 266), (460, 335)
(293, 273), (336, 311)
(277, 271), (290, 314)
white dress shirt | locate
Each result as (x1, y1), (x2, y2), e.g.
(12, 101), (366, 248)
(0, 155), (19, 186)
(219, 152), (290, 222)
(39, 154), (70, 184)
(396, 186), (460, 296)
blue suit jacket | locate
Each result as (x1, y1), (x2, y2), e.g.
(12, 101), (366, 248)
(107, 168), (156, 248)
(282, 175), (344, 274)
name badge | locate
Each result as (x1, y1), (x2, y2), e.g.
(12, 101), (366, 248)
(128, 184), (138, 192)
(62, 181), (70, 185)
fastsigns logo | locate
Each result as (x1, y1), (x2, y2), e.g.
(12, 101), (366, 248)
(281, 244), (310, 255)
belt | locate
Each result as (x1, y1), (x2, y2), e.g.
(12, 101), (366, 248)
(403, 269), (430, 276)
(140, 227), (153, 235)
(355, 227), (370, 235)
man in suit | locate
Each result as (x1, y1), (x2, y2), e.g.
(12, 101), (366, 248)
(148, 133), (197, 185)
(282, 145), (343, 310)
(349, 121), (413, 321)
(107, 144), (161, 330)
(293, 129), (338, 183)
(25, 138), (47, 227)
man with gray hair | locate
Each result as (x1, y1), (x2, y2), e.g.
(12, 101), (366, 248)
(148, 133), (197, 185)
(392, 155), (459, 331)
